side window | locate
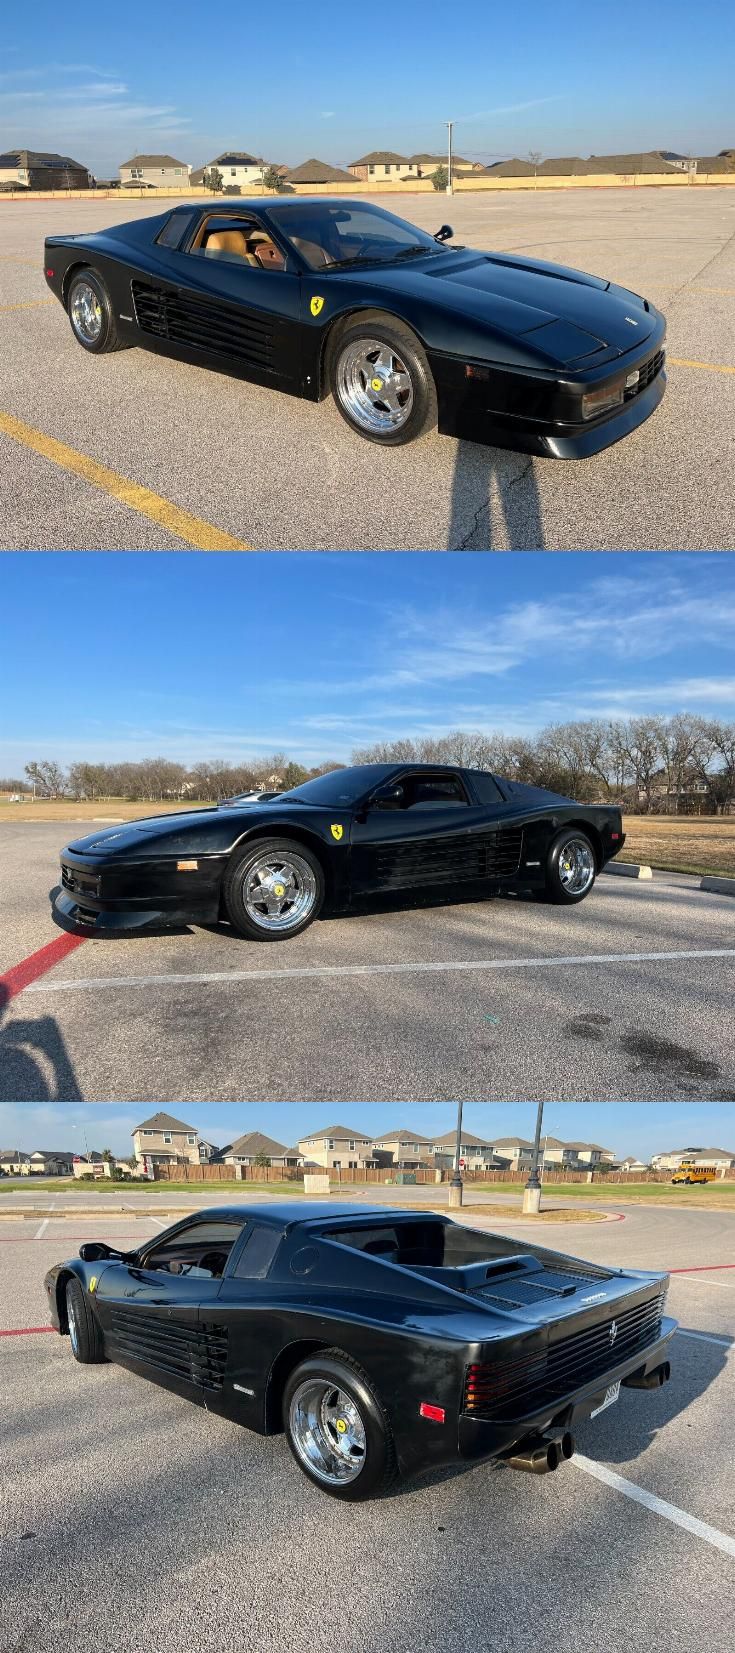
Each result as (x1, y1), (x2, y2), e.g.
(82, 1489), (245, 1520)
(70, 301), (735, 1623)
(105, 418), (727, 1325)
(156, 213), (197, 249)
(403, 774), (468, 809)
(231, 1225), (282, 1279)
(187, 215), (288, 272)
(470, 772), (505, 805)
(143, 1219), (244, 1270)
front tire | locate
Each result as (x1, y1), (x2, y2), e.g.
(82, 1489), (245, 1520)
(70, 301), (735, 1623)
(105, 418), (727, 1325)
(283, 1349), (398, 1501)
(329, 314), (437, 445)
(544, 829), (597, 905)
(67, 269), (126, 354)
(66, 1278), (105, 1363)
(223, 837), (324, 941)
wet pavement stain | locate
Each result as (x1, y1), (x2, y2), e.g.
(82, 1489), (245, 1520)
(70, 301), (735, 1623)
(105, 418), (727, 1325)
(620, 1031), (719, 1080)
(563, 1013), (612, 1042)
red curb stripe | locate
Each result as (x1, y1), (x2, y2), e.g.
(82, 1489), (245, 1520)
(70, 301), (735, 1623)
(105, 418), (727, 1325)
(0, 933), (87, 1002)
(669, 1264), (735, 1274)
(0, 1326), (55, 1337)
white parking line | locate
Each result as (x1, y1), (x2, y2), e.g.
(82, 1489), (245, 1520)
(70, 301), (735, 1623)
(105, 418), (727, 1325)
(573, 1456), (735, 1558)
(149, 1217), (167, 1229)
(675, 1328), (734, 1349)
(681, 1276), (735, 1292)
(21, 945), (735, 995)
(34, 1219), (49, 1239)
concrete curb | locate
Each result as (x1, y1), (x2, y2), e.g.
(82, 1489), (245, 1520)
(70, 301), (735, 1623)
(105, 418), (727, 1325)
(604, 861), (653, 879)
(700, 876), (735, 897)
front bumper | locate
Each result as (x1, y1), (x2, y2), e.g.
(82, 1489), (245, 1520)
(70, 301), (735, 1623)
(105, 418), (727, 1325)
(52, 887), (206, 934)
(53, 851), (224, 934)
(457, 1315), (677, 1463)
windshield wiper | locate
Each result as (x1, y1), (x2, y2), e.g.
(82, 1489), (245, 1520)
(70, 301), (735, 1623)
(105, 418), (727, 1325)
(326, 253), (391, 271)
(389, 245), (444, 262)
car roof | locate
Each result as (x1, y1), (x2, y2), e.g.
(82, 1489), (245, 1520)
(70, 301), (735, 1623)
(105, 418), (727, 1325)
(169, 197), (372, 215)
(189, 1201), (446, 1229)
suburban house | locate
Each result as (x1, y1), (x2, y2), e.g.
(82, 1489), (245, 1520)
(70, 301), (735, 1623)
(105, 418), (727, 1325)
(620, 1156), (650, 1173)
(409, 152), (469, 177)
(131, 1112), (201, 1166)
(492, 1137), (536, 1169)
(650, 1146), (735, 1171)
(119, 153), (191, 188)
(0, 148), (91, 190)
(429, 1130), (510, 1170)
(201, 151), (284, 189)
(348, 151), (419, 181)
(297, 1124), (378, 1170)
(0, 1149), (73, 1175)
(369, 1128), (437, 1169)
(566, 1142), (616, 1166)
(223, 1132), (304, 1168)
(286, 158), (356, 185)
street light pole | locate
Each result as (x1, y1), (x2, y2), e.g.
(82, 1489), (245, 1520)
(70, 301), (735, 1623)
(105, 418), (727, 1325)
(522, 1102), (544, 1215)
(448, 1098), (464, 1207)
(445, 120), (454, 195)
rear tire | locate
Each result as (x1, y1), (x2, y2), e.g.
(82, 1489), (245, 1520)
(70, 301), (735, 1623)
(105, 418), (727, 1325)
(67, 268), (127, 354)
(329, 314), (437, 446)
(282, 1348), (398, 1501)
(66, 1278), (105, 1363)
(544, 829), (597, 905)
(223, 836), (325, 941)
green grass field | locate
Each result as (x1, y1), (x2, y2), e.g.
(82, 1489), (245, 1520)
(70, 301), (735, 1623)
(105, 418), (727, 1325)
(476, 1180), (735, 1207)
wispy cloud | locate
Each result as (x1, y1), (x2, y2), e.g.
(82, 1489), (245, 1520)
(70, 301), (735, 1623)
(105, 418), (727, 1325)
(320, 110), (335, 119)
(457, 95), (564, 123)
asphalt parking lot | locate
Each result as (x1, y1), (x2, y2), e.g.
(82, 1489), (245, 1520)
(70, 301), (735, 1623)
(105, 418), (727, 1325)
(2, 821), (734, 1102)
(1, 188), (734, 550)
(1, 1201), (733, 1653)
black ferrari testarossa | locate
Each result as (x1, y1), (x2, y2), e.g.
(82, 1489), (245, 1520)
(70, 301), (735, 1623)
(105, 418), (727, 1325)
(44, 1202), (676, 1500)
(53, 762), (625, 942)
(44, 197), (666, 454)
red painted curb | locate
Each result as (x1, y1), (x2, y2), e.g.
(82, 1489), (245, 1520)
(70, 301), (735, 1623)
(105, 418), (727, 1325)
(669, 1264), (735, 1274)
(0, 1326), (55, 1337)
(0, 933), (87, 1002)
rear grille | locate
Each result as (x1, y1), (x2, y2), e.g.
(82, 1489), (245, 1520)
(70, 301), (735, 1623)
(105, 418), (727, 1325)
(625, 348), (665, 400)
(131, 281), (274, 371)
(464, 1291), (666, 1420)
(61, 864), (100, 898)
(375, 827), (523, 890)
(109, 1308), (229, 1392)
(470, 1265), (609, 1310)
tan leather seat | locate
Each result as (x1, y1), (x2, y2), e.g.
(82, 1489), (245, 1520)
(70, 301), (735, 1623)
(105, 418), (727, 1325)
(290, 235), (331, 268)
(204, 229), (259, 266)
(247, 236), (286, 271)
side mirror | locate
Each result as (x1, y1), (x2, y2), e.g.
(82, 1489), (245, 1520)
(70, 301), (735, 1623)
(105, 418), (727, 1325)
(434, 224), (453, 242)
(79, 1241), (117, 1262)
(372, 783), (405, 808)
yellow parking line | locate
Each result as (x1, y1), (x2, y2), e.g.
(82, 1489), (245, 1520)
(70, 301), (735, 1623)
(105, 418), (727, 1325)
(0, 410), (253, 550)
(668, 356), (735, 374)
(0, 298), (54, 312)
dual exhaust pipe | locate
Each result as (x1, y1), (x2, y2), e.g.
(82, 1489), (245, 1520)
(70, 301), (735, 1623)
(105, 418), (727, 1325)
(503, 1427), (575, 1476)
(502, 1362), (671, 1475)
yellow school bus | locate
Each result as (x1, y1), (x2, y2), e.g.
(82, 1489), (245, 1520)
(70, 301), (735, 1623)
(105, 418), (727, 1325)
(671, 1161), (716, 1185)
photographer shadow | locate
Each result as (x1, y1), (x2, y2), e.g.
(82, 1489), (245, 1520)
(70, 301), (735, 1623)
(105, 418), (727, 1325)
(0, 982), (83, 1101)
(447, 439), (546, 550)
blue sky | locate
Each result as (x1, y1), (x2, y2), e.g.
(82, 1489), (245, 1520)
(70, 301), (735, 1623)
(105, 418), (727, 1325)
(2, 3), (733, 175)
(1, 553), (734, 775)
(1, 1103), (732, 1158)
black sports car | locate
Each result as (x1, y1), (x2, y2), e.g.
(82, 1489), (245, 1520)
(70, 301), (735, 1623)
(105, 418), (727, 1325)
(44, 197), (666, 455)
(53, 762), (625, 942)
(44, 1202), (676, 1501)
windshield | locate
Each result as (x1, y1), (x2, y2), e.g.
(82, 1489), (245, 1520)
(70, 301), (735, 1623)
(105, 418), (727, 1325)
(268, 202), (447, 272)
(280, 766), (389, 807)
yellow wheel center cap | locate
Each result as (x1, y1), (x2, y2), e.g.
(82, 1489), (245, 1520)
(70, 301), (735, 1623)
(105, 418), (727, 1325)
(370, 376), (383, 393)
(273, 883), (285, 898)
(336, 1417), (347, 1433)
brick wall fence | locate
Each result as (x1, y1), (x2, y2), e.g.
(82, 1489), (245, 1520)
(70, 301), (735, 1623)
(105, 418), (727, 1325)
(152, 1162), (735, 1185)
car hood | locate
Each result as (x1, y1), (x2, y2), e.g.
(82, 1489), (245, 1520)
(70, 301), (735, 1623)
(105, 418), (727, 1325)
(341, 247), (657, 363)
(66, 810), (222, 854)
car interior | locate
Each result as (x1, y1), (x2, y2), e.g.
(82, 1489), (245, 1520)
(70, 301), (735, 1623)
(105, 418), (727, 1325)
(140, 1221), (246, 1278)
(376, 773), (469, 810)
(189, 216), (287, 271)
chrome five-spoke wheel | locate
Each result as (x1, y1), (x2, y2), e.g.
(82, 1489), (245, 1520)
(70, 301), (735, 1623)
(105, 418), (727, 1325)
(335, 337), (414, 434)
(243, 851), (318, 933)
(67, 1295), (79, 1354)
(557, 836), (596, 896)
(70, 281), (103, 345)
(288, 1380), (367, 1487)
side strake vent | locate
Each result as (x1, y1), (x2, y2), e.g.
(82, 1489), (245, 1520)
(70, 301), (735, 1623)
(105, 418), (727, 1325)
(375, 827), (523, 889)
(131, 281), (275, 372)
(110, 1308), (228, 1391)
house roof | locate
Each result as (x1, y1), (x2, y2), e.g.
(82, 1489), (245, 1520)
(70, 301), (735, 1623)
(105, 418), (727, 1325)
(0, 148), (87, 170)
(0, 1149), (28, 1159)
(562, 1141), (614, 1153)
(349, 151), (410, 166)
(492, 1137), (535, 1149)
(30, 1148), (73, 1158)
(656, 1145), (734, 1157)
(286, 158), (355, 183)
(120, 154), (189, 169)
(210, 151), (259, 165)
(226, 1131), (289, 1157)
(132, 1112), (196, 1133)
(487, 158), (536, 177)
(431, 1129), (495, 1148)
(694, 155), (734, 172)
(585, 151), (678, 173)
(371, 1127), (434, 1142)
(301, 1123), (371, 1140)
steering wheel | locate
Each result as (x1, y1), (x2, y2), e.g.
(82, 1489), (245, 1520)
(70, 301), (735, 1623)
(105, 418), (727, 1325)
(199, 1250), (228, 1277)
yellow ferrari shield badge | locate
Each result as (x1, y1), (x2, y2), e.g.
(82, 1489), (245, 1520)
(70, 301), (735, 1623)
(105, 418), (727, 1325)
(310, 295), (324, 317)
(330, 823), (343, 841)
(89, 1276), (98, 1293)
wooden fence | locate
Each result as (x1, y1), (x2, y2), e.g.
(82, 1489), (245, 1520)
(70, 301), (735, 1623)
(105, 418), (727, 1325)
(152, 1162), (735, 1185)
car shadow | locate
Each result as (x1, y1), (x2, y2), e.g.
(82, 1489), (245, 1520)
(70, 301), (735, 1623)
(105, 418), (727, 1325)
(0, 982), (83, 1101)
(447, 439), (547, 550)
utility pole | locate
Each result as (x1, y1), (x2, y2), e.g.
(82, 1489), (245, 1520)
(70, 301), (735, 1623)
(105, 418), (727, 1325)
(448, 1099), (464, 1207)
(522, 1103), (544, 1215)
(445, 120), (454, 195)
